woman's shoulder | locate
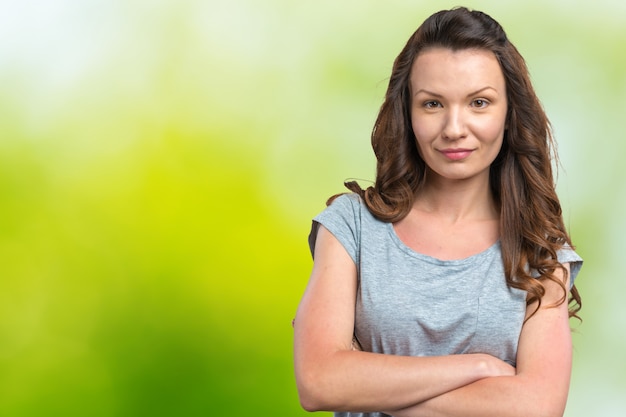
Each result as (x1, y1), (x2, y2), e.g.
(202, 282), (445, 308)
(325, 192), (382, 223)
(322, 192), (362, 216)
(312, 192), (386, 236)
(328, 192), (362, 206)
(556, 244), (583, 287)
(309, 193), (367, 263)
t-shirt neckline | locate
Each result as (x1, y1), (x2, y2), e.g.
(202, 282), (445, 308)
(386, 222), (501, 265)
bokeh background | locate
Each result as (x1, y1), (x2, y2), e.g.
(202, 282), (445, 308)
(0, 0), (623, 415)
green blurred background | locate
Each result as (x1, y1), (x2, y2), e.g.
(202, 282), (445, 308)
(0, 0), (623, 415)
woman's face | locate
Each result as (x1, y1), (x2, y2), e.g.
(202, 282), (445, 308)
(409, 47), (508, 185)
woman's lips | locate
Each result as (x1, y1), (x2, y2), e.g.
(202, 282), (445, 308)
(439, 149), (473, 160)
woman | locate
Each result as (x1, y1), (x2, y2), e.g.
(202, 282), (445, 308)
(293, 7), (582, 417)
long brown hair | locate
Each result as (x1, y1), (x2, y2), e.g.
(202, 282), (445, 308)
(337, 7), (581, 318)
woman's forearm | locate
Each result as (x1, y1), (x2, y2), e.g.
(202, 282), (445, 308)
(295, 349), (514, 413)
(387, 370), (568, 417)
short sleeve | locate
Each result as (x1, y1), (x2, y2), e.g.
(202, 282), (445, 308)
(557, 245), (583, 288)
(308, 194), (361, 265)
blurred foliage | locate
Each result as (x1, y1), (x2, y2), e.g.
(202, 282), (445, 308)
(0, 0), (624, 416)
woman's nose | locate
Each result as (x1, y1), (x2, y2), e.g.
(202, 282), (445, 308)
(442, 108), (467, 140)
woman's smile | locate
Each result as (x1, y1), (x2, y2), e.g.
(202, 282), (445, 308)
(438, 148), (475, 161)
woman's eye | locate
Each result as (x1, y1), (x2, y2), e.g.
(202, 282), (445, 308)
(424, 101), (442, 109)
(472, 99), (489, 108)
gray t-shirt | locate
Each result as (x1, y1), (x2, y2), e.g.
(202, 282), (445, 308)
(309, 193), (582, 417)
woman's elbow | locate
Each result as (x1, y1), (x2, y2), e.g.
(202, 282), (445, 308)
(538, 400), (567, 417)
(295, 354), (354, 412)
(295, 369), (334, 412)
(525, 390), (567, 417)
(298, 392), (325, 413)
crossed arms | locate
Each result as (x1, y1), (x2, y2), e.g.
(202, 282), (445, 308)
(293, 226), (573, 417)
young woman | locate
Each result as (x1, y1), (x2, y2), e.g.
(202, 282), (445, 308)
(293, 7), (583, 417)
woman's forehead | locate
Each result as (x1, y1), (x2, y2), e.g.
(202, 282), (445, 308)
(409, 48), (505, 94)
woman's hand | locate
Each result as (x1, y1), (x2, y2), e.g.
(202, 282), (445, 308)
(476, 354), (516, 378)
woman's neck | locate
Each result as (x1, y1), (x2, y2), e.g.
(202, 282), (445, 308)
(413, 176), (498, 224)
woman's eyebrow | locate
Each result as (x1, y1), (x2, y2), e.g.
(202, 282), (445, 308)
(413, 86), (498, 98)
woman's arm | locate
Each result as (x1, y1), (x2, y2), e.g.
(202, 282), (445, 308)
(293, 226), (515, 413)
(387, 263), (573, 417)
